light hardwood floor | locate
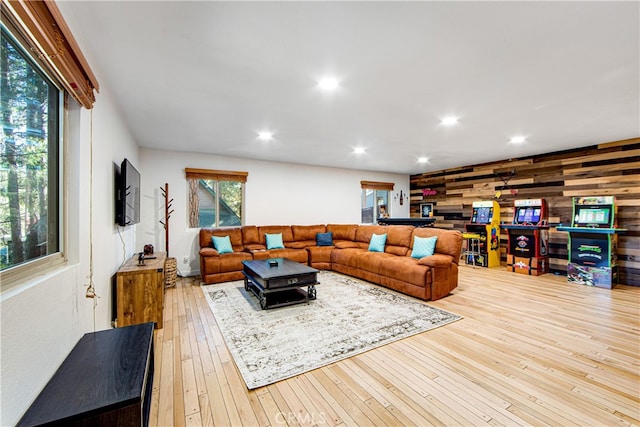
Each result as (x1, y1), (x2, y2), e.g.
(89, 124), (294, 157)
(149, 266), (640, 426)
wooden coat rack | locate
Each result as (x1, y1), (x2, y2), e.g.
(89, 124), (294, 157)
(159, 183), (174, 256)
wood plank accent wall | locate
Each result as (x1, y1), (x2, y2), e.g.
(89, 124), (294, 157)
(410, 138), (640, 285)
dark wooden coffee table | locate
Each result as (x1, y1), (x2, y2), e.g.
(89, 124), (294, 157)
(242, 258), (319, 310)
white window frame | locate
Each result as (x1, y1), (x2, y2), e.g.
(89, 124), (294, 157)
(0, 23), (66, 292)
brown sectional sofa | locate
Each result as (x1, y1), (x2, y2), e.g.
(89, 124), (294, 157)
(199, 224), (463, 301)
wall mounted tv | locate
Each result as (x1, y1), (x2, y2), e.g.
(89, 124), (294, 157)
(115, 158), (140, 226)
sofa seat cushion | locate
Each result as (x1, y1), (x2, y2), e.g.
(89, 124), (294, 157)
(380, 256), (429, 287)
(220, 252), (253, 272)
(203, 251), (252, 274)
(331, 247), (365, 267)
(357, 251), (394, 274)
(335, 241), (358, 249)
(385, 245), (409, 256)
(251, 248), (308, 264)
(287, 240), (314, 249)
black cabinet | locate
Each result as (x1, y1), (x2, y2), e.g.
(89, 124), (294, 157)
(17, 323), (154, 427)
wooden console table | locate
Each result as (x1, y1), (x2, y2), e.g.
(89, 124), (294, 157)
(116, 252), (166, 329)
(17, 323), (154, 427)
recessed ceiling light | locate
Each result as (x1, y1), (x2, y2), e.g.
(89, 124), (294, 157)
(353, 146), (366, 154)
(510, 136), (526, 144)
(257, 131), (273, 141)
(440, 116), (459, 126)
(417, 156), (429, 163)
(318, 77), (339, 91)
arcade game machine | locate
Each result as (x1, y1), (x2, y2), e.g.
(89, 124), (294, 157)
(464, 200), (501, 267)
(557, 196), (626, 288)
(501, 198), (550, 275)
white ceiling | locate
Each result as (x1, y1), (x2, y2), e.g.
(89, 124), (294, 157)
(59, 1), (639, 175)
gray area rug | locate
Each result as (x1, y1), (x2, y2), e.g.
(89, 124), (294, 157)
(202, 271), (461, 389)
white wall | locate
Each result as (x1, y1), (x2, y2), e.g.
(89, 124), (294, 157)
(139, 148), (409, 276)
(0, 50), (140, 427)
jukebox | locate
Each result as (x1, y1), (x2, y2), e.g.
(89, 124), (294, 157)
(464, 200), (501, 268)
(501, 199), (549, 275)
(557, 196), (626, 288)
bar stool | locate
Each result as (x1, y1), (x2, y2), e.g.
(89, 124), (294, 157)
(462, 232), (482, 267)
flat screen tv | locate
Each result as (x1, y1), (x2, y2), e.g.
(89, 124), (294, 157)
(115, 158), (140, 226)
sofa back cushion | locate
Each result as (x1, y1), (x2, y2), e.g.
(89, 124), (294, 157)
(241, 225), (260, 245)
(292, 224), (327, 243)
(257, 225), (294, 245)
(199, 227), (244, 251)
(412, 228), (463, 263)
(327, 224), (358, 242)
(355, 225), (387, 250)
(385, 225), (413, 256)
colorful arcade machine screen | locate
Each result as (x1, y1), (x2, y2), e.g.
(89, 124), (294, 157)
(516, 207), (541, 224)
(473, 206), (493, 224)
(575, 207), (611, 228)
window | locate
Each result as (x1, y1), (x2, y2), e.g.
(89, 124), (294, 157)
(186, 168), (247, 228)
(0, 27), (61, 273)
(361, 181), (393, 224)
(1, 0), (98, 289)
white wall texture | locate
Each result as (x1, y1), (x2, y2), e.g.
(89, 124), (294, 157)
(139, 148), (410, 276)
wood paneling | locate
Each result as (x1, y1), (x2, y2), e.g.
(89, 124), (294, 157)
(410, 138), (640, 285)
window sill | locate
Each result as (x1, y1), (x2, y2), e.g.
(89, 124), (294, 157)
(0, 254), (68, 300)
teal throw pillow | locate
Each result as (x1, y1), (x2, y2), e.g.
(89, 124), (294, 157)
(368, 233), (387, 252)
(212, 235), (233, 254)
(266, 233), (285, 249)
(411, 235), (438, 258)
(316, 232), (333, 246)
